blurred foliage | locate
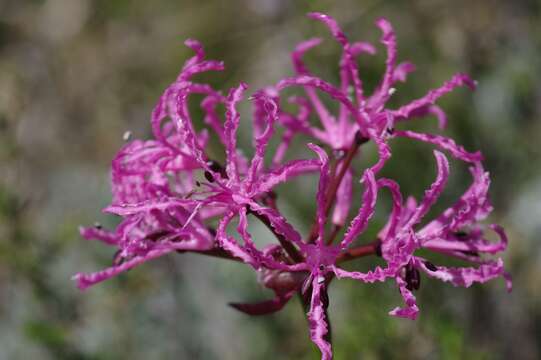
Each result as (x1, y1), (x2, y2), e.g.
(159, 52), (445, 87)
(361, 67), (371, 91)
(0, 0), (540, 359)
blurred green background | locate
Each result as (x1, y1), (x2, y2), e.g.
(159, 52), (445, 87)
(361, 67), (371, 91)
(1, 0), (540, 359)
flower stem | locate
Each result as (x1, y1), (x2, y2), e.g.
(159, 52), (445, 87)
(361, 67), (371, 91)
(336, 240), (380, 263)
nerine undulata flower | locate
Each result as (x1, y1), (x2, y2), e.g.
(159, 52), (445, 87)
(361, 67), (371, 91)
(74, 12), (511, 360)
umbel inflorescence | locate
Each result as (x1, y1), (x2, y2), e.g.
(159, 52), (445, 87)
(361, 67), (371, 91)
(74, 13), (511, 359)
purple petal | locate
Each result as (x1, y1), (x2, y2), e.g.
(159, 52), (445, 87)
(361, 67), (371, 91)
(373, 18), (397, 103)
(224, 83), (248, 183)
(341, 169), (378, 249)
(333, 265), (392, 283)
(307, 277), (333, 360)
(418, 257), (508, 289)
(392, 61), (416, 83)
(405, 151), (450, 228)
(276, 76), (368, 132)
(290, 38), (336, 133)
(392, 73), (476, 119)
(332, 168), (352, 226)
(389, 276), (419, 320)
(376, 178), (403, 241)
(254, 159), (320, 194)
(308, 143), (331, 245)
(73, 247), (172, 290)
(246, 93), (278, 188)
(309, 12), (364, 105)
(395, 104), (448, 130)
(217, 211), (259, 267)
(394, 130), (483, 163)
(79, 226), (118, 245)
(104, 198), (197, 216)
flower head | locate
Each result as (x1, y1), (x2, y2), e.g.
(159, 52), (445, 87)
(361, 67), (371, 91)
(74, 12), (511, 360)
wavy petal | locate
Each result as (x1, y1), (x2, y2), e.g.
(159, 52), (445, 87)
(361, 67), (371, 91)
(341, 169), (378, 249)
(307, 277), (333, 360)
(394, 130), (483, 163)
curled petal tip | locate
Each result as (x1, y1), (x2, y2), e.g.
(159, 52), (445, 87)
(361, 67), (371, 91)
(307, 12), (327, 20)
(376, 17), (393, 35)
(71, 273), (89, 291)
(184, 38), (202, 48)
(456, 73), (477, 90)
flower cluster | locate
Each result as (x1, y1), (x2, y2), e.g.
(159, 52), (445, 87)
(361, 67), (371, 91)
(74, 13), (511, 359)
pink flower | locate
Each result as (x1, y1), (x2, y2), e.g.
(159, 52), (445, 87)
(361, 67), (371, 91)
(74, 12), (511, 360)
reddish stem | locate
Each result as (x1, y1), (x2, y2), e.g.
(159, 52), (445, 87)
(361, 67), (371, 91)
(179, 247), (242, 262)
(307, 133), (369, 244)
(336, 240), (380, 263)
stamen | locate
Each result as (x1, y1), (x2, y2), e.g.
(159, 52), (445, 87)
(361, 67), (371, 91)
(424, 261), (437, 272)
(204, 171), (215, 183)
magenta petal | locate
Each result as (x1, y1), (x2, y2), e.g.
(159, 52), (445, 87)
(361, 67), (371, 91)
(394, 130), (483, 163)
(246, 93), (278, 188)
(292, 38), (322, 75)
(392, 73), (476, 119)
(73, 247), (172, 290)
(332, 168), (352, 226)
(104, 198), (197, 216)
(333, 265), (392, 283)
(341, 169), (378, 249)
(224, 83), (248, 183)
(308, 143), (331, 245)
(420, 258), (508, 289)
(254, 159), (319, 194)
(309, 12), (364, 105)
(276, 76), (365, 130)
(182, 39), (205, 68)
(201, 94), (228, 146)
(392, 61), (416, 83)
(374, 17), (397, 101)
(307, 277), (333, 360)
(217, 211), (259, 268)
(376, 178), (403, 241)
(389, 276), (419, 320)
(406, 151), (450, 227)
(79, 226), (118, 245)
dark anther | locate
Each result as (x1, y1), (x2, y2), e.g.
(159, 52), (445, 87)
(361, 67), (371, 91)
(375, 241), (382, 257)
(354, 131), (369, 145)
(321, 290), (330, 309)
(454, 231), (468, 240)
(207, 227), (217, 237)
(405, 263), (421, 291)
(319, 264), (326, 272)
(208, 160), (222, 173)
(424, 261), (438, 272)
(208, 160), (228, 179)
(147, 230), (169, 242)
(204, 171), (215, 183)
(461, 250), (480, 257)
(195, 180), (201, 187)
(386, 127), (395, 135)
(94, 222), (102, 229)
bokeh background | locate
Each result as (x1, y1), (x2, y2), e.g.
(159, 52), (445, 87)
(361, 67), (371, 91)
(1, 0), (540, 359)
